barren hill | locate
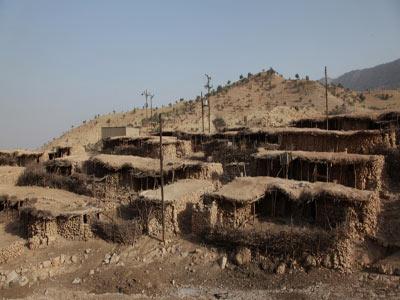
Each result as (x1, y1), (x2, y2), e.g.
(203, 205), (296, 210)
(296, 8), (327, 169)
(332, 58), (400, 90)
(42, 70), (400, 153)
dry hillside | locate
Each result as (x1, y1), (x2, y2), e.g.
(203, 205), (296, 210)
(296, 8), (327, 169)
(42, 70), (400, 153)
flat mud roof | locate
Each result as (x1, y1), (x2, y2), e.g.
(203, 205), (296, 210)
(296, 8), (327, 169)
(252, 149), (384, 164)
(90, 154), (221, 175)
(139, 179), (215, 204)
(0, 185), (100, 219)
(208, 176), (375, 204)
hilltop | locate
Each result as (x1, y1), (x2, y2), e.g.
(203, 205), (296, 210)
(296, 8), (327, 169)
(42, 69), (400, 153)
(332, 58), (400, 90)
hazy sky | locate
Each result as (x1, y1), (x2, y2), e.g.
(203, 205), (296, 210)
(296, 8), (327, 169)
(1, 0), (399, 149)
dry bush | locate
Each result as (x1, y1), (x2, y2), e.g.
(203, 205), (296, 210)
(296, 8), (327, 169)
(0, 156), (16, 166)
(203, 225), (337, 260)
(17, 164), (92, 196)
(92, 219), (142, 244)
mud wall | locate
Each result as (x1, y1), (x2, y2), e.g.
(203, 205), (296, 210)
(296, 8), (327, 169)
(134, 189), (208, 236)
(88, 162), (222, 194)
(251, 156), (384, 191)
(21, 212), (97, 249)
(279, 130), (396, 154)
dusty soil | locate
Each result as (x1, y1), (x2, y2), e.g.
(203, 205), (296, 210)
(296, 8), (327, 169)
(0, 166), (25, 185)
(0, 233), (399, 300)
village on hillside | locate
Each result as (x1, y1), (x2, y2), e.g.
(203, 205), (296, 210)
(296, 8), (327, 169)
(1, 67), (400, 298)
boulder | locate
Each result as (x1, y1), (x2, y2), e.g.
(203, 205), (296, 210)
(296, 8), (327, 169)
(18, 276), (29, 287)
(42, 260), (52, 268)
(72, 277), (81, 284)
(304, 255), (317, 269)
(234, 247), (252, 266)
(275, 263), (286, 275)
(219, 256), (227, 270)
(322, 255), (332, 269)
(6, 270), (18, 285)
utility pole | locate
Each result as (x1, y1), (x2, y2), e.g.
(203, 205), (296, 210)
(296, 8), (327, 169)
(325, 66), (329, 183)
(141, 90), (154, 120)
(150, 94), (154, 120)
(324, 67), (329, 130)
(159, 113), (165, 244)
(201, 92), (205, 133)
(204, 74), (212, 133)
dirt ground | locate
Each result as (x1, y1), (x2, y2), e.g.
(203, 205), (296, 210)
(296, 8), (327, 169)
(0, 166), (25, 185)
(0, 233), (399, 300)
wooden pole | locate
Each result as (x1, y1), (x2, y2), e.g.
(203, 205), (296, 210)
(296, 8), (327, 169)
(205, 74), (212, 134)
(201, 92), (204, 133)
(150, 96), (153, 120)
(325, 66), (329, 130)
(208, 95), (211, 134)
(159, 113), (165, 243)
(145, 90), (148, 120)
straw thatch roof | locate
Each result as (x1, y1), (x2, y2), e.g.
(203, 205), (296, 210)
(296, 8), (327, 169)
(0, 185), (100, 219)
(105, 135), (179, 145)
(292, 109), (400, 124)
(252, 149), (384, 164)
(208, 176), (375, 204)
(139, 179), (215, 205)
(90, 154), (221, 176)
(173, 126), (391, 140)
(0, 149), (43, 158)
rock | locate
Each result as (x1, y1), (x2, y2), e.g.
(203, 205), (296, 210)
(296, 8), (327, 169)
(72, 277), (81, 284)
(171, 279), (175, 286)
(275, 263), (286, 275)
(219, 256), (227, 270)
(322, 255), (332, 269)
(51, 256), (61, 267)
(71, 255), (79, 264)
(89, 269), (95, 276)
(259, 258), (275, 272)
(378, 264), (393, 275)
(110, 253), (120, 264)
(42, 260), (52, 268)
(60, 254), (66, 264)
(18, 276), (29, 287)
(6, 270), (18, 285)
(181, 251), (189, 258)
(332, 254), (340, 269)
(234, 247), (252, 266)
(304, 255), (317, 269)
(214, 292), (229, 299)
(38, 271), (48, 281)
(104, 254), (111, 264)
(85, 249), (91, 254)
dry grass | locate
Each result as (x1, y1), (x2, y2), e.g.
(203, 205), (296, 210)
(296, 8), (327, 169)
(16, 164), (92, 196)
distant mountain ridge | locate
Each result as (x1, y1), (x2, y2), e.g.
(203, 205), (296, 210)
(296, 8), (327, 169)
(332, 58), (400, 91)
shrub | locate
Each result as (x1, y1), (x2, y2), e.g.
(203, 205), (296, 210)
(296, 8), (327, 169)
(17, 164), (92, 196)
(213, 117), (226, 132)
(92, 219), (142, 245)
